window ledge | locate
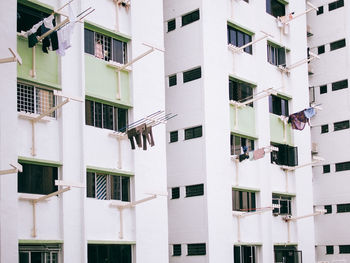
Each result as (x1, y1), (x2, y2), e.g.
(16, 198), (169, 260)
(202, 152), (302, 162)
(107, 60), (132, 72)
(232, 211), (245, 216)
(18, 112), (54, 122)
(18, 193), (51, 201)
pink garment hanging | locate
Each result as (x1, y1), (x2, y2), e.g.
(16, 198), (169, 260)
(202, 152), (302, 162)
(253, 148), (265, 160)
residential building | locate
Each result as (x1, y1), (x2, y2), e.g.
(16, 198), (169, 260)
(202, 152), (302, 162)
(0, 0), (168, 262)
(307, 0), (350, 262)
(164, 0), (316, 262)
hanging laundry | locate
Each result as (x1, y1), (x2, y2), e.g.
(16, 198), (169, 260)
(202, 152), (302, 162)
(95, 42), (104, 59)
(142, 125), (155, 150)
(57, 3), (77, 56)
(239, 153), (249, 162)
(253, 148), (265, 160)
(43, 15), (54, 29)
(40, 22), (58, 53)
(288, 109), (308, 130)
(304, 107), (316, 119)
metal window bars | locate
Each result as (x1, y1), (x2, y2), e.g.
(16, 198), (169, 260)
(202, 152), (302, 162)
(95, 32), (112, 61)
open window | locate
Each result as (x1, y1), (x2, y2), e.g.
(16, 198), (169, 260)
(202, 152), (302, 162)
(17, 3), (50, 33)
(230, 134), (255, 156)
(232, 189), (256, 212)
(84, 29), (128, 64)
(18, 162), (58, 195)
(17, 82), (56, 118)
(88, 244), (132, 263)
(267, 42), (287, 67)
(229, 79), (254, 107)
(274, 246), (302, 263)
(85, 99), (128, 131)
(269, 95), (289, 117)
(272, 194), (292, 215)
(266, 0), (286, 18)
(270, 143), (298, 167)
(227, 25), (253, 54)
(234, 245), (257, 263)
(86, 172), (130, 201)
(19, 244), (61, 263)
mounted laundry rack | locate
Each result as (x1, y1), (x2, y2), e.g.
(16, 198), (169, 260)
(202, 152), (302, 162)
(280, 156), (324, 192)
(278, 51), (320, 75)
(0, 48), (22, 65)
(110, 192), (167, 239)
(19, 180), (84, 237)
(277, 1), (318, 35)
(107, 43), (165, 100)
(0, 163), (23, 175)
(112, 0), (131, 32)
(230, 88), (278, 130)
(228, 31), (273, 54)
(19, 90), (83, 156)
(109, 110), (177, 169)
(283, 208), (326, 243)
(232, 146), (279, 186)
(22, 0), (95, 78)
(233, 204), (280, 242)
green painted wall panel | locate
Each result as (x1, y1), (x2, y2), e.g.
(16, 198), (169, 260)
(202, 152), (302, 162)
(85, 54), (130, 105)
(17, 36), (59, 88)
(269, 113), (292, 145)
(230, 105), (256, 137)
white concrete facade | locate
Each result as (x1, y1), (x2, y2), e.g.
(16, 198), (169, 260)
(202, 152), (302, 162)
(0, 0), (168, 262)
(307, 1), (350, 262)
(165, 0), (316, 262)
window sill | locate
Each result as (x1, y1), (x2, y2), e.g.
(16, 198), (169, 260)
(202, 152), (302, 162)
(18, 193), (52, 201)
(18, 112), (55, 122)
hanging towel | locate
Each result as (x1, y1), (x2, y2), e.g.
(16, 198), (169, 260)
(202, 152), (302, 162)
(56, 4), (76, 56)
(39, 23), (59, 53)
(253, 148), (265, 160)
(288, 109), (308, 130)
(304, 107), (316, 119)
(95, 43), (104, 59)
(43, 15), (54, 29)
(249, 151), (254, 161)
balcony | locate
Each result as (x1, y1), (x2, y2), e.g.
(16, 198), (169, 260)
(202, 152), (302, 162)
(269, 113), (292, 145)
(230, 104), (256, 138)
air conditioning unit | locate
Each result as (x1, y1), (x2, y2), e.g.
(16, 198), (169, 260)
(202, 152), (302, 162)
(311, 143), (318, 154)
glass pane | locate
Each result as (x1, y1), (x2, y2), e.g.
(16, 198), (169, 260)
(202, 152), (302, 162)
(112, 38), (124, 63)
(122, 177), (130, 201)
(19, 252), (29, 263)
(94, 102), (102, 128)
(234, 246), (241, 263)
(31, 252), (42, 263)
(103, 104), (114, 130)
(87, 172), (95, 198)
(84, 28), (95, 55)
(110, 175), (121, 200)
(234, 136), (241, 155)
(244, 34), (252, 54)
(85, 100), (94, 126)
(237, 31), (244, 47)
(117, 108), (128, 132)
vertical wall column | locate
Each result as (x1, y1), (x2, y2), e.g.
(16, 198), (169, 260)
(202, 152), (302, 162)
(0, 1), (18, 262)
(59, 0), (86, 262)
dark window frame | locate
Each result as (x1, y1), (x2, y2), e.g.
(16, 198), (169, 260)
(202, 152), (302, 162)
(270, 143), (298, 167)
(185, 184), (204, 197)
(328, 0), (344, 11)
(183, 67), (202, 83)
(229, 79), (254, 106)
(232, 189), (256, 212)
(339, 245), (350, 254)
(320, 85), (327, 94)
(269, 95), (289, 116)
(267, 43), (287, 67)
(336, 161), (350, 172)
(187, 243), (206, 256)
(169, 74), (177, 87)
(167, 19), (176, 32)
(171, 187), (180, 199)
(266, 0), (286, 17)
(324, 205), (332, 214)
(323, 164), (331, 173)
(181, 9), (200, 27)
(330, 39), (346, 51)
(334, 120), (349, 131)
(337, 203), (350, 213)
(318, 45), (325, 54)
(227, 25), (253, 54)
(230, 134), (255, 156)
(184, 126), (203, 140)
(19, 244), (61, 263)
(234, 245), (257, 263)
(316, 6), (324, 15)
(88, 244), (131, 263)
(173, 244), (182, 256)
(170, 131), (179, 143)
(272, 194), (292, 215)
(321, 124), (329, 134)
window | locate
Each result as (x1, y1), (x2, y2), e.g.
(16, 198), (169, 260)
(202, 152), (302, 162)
(266, 0), (286, 17)
(85, 99), (128, 131)
(318, 45), (325, 54)
(183, 67), (202, 83)
(181, 10), (200, 26)
(332, 79), (348, 91)
(321, 124), (329, 133)
(339, 245), (350, 254)
(84, 29), (127, 64)
(270, 144), (298, 167)
(234, 245), (256, 263)
(19, 244), (61, 263)
(229, 79), (254, 106)
(186, 184), (204, 197)
(167, 19), (176, 32)
(337, 203), (350, 213)
(323, 164), (330, 173)
(317, 6), (324, 15)
(171, 187), (180, 199)
(326, 245), (334, 254)
(227, 25), (253, 54)
(170, 131), (178, 143)
(325, 205), (332, 214)
(18, 163), (58, 195)
(169, 75), (177, 87)
(187, 243), (206, 256)
(88, 244), (131, 263)
(267, 43), (286, 67)
(330, 39), (346, 51)
(230, 134), (255, 156)
(274, 246), (302, 263)
(185, 126), (202, 140)
(173, 244), (181, 256)
(334, 120), (349, 131)
(86, 172), (130, 201)
(328, 0), (344, 11)
(17, 3), (50, 33)
(232, 190), (256, 212)
(336, 161), (350, 172)
(272, 194), (292, 215)
(320, 85), (327, 94)
(269, 95), (289, 116)
(17, 82), (56, 118)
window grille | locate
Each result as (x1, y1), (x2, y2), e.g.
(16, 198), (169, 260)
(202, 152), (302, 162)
(167, 19), (176, 32)
(19, 244), (61, 263)
(335, 161), (350, 172)
(324, 205), (332, 214)
(173, 244), (181, 256)
(185, 126), (202, 140)
(186, 184), (204, 197)
(328, 0), (344, 11)
(339, 245), (350, 254)
(170, 131), (178, 143)
(332, 79), (348, 91)
(232, 190), (256, 212)
(182, 10), (200, 27)
(169, 75), (177, 87)
(95, 32), (112, 61)
(171, 187), (180, 199)
(187, 243), (206, 256)
(230, 134), (254, 156)
(272, 194), (292, 215)
(17, 82), (56, 118)
(183, 67), (202, 83)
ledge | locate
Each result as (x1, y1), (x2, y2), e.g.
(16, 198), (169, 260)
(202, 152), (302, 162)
(85, 21), (131, 42)
(232, 186), (260, 192)
(88, 240), (136, 245)
(86, 166), (134, 177)
(19, 239), (63, 244)
(18, 156), (62, 167)
(227, 19), (255, 36)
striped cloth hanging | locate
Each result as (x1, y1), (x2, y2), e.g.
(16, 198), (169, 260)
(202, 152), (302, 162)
(96, 174), (107, 200)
